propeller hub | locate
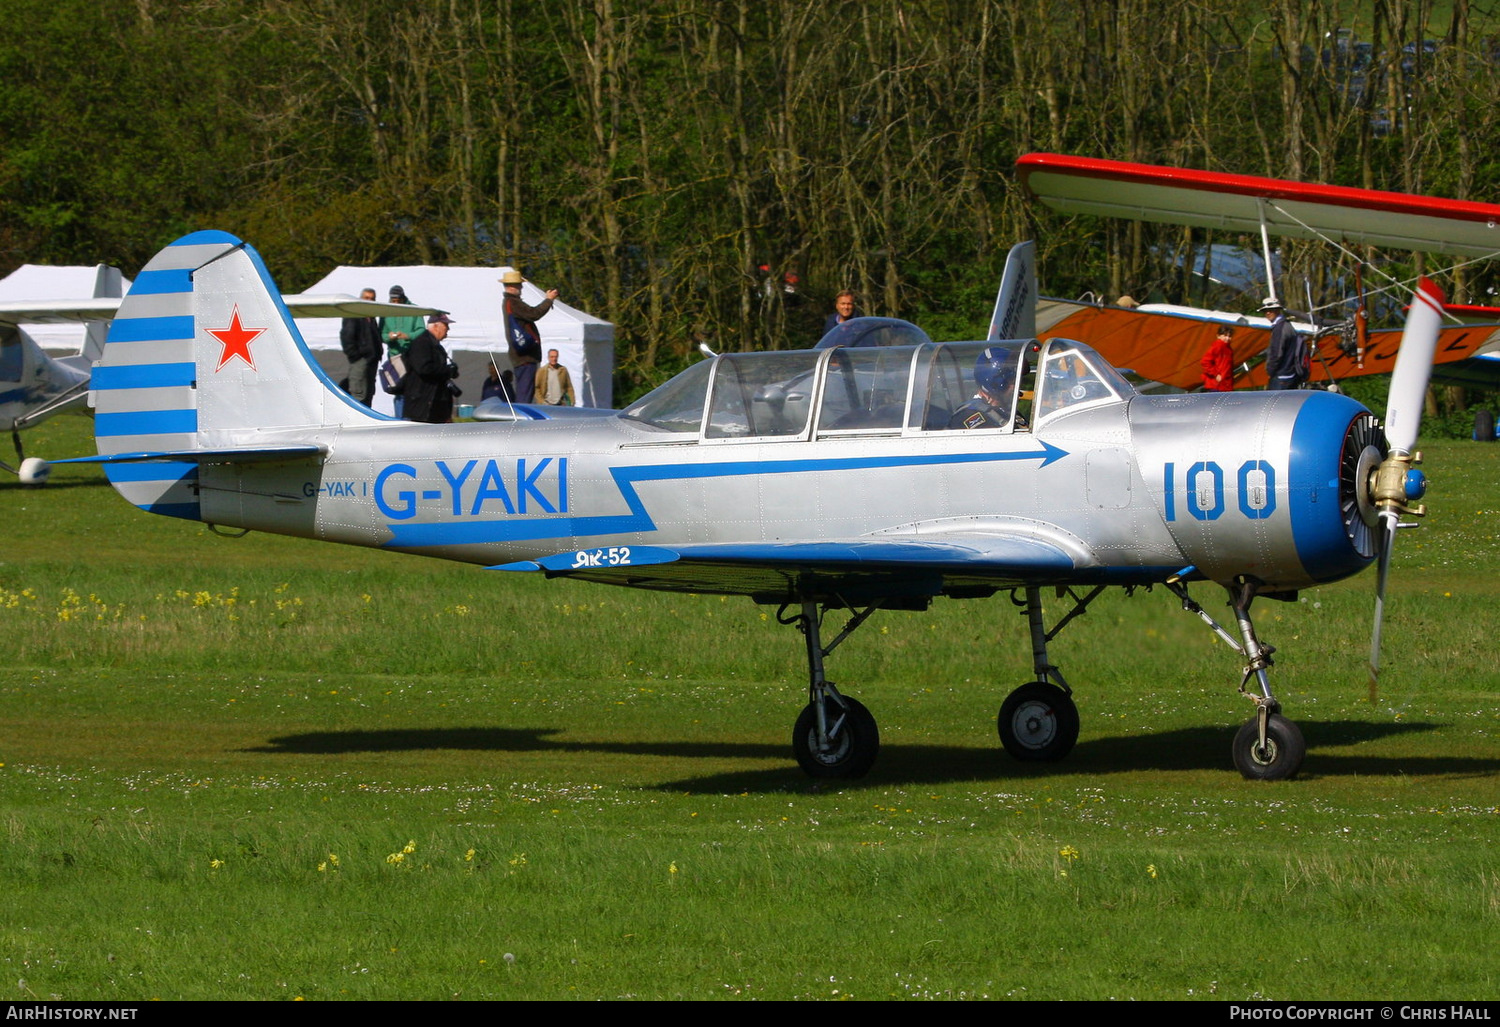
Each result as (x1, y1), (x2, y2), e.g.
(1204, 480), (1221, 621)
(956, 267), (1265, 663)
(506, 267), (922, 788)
(1371, 451), (1427, 520)
(1403, 468), (1427, 502)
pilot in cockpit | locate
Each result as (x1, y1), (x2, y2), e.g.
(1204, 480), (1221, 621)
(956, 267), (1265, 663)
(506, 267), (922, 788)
(949, 347), (1026, 430)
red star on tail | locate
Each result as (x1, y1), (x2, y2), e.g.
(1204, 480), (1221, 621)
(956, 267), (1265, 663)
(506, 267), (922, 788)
(208, 305), (266, 372)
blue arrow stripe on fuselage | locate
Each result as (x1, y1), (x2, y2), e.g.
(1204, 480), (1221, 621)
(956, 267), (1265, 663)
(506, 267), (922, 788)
(383, 442), (1069, 548)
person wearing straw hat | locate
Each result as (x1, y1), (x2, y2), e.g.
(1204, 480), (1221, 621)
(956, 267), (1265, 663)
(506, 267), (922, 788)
(501, 269), (558, 404)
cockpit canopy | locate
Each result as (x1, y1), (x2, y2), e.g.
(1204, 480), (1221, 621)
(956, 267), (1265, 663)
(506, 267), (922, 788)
(621, 338), (1133, 440)
(813, 316), (934, 351)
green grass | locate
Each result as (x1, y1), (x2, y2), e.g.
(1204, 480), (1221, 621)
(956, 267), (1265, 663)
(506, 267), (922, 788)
(2, 414), (1499, 1000)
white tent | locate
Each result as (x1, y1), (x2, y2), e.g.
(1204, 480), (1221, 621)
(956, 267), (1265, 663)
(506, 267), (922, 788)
(0, 265), (129, 354)
(293, 266), (615, 414)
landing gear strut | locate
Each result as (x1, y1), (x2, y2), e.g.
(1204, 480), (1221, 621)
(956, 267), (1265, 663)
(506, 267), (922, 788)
(783, 600), (880, 779)
(1168, 576), (1306, 780)
(996, 586), (1094, 762)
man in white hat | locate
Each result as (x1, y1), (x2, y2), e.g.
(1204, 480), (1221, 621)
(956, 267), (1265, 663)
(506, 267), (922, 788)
(1261, 296), (1306, 390)
(501, 269), (559, 404)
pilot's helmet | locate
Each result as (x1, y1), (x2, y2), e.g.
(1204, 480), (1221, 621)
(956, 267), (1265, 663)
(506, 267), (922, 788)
(974, 347), (1016, 395)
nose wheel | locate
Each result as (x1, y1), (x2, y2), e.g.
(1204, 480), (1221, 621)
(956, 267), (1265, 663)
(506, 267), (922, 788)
(1232, 711), (1305, 781)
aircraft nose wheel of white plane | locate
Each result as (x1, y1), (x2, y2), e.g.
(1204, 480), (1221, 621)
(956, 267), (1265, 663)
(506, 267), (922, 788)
(997, 682), (1080, 762)
(783, 599), (881, 779)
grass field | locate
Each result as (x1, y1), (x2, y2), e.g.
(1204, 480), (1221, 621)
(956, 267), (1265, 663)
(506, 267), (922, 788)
(3, 414), (1499, 1001)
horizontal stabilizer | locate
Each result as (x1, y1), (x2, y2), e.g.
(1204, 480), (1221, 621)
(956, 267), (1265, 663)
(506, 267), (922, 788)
(53, 444), (324, 466)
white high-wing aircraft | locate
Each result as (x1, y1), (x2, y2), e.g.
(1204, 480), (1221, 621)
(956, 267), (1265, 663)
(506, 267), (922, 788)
(62, 231), (1441, 781)
(1, 267), (437, 483)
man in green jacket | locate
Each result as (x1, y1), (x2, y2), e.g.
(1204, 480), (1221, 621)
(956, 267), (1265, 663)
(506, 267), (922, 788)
(383, 284), (427, 358)
(383, 284), (428, 417)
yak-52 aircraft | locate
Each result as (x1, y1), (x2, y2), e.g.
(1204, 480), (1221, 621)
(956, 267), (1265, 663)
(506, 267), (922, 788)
(62, 230), (1441, 781)
(1015, 152), (1500, 391)
(1, 271), (437, 484)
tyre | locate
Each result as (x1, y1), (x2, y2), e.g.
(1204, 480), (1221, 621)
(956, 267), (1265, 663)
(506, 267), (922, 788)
(1232, 713), (1306, 781)
(997, 682), (1079, 762)
(792, 695), (879, 778)
(1474, 409), (1495, 442)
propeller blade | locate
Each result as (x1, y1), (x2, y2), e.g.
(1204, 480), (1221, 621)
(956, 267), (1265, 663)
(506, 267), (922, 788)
(1383, 277), (1445, 455)
(1367, 514), (1399, 703)
(1367, 277), (1444, 702)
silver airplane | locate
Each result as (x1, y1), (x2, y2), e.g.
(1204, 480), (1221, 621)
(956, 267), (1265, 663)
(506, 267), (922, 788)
(61, 231), (1440, 781)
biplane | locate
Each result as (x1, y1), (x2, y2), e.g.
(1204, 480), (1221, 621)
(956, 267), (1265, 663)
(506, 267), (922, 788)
(1016, 152), (1500, 391)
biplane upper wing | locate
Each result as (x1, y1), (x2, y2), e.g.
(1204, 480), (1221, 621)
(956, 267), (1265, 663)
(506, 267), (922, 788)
(1017, 152), (1500, 258)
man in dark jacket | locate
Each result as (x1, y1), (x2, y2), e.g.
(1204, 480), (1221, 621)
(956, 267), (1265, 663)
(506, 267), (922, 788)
(1262, 297), (1307, 390)
(403, 314), (459, 424)
(501, 269), (558, 403)
(339, 288), (382, 406)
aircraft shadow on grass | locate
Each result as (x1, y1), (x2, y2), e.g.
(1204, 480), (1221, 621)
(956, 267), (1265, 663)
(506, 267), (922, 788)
(244, 718), (1492, 791)
(0, 477), (104, 493)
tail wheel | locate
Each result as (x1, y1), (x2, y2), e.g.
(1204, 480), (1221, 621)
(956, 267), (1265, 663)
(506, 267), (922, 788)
(792, 695), (879, 779)
(1232, 714), (1306, 781)
(997, 682), (1079, 762)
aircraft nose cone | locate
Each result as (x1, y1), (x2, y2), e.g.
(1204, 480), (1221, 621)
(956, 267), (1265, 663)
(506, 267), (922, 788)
(1403, 468), (1427, 502)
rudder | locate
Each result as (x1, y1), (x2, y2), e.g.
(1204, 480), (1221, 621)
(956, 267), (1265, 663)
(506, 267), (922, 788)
(91, 230), (376, 518)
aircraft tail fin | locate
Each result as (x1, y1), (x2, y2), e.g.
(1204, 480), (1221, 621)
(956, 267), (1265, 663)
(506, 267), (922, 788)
(90, 230), (380, 518)
(988, 241), (1037, 342)
(79, 264), (124, 365)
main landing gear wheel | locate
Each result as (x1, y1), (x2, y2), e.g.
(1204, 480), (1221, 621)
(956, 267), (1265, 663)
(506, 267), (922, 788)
(1232, 713), (1306, 781)
(997, 682), (1079, 762)
(793, 695), (879, 779)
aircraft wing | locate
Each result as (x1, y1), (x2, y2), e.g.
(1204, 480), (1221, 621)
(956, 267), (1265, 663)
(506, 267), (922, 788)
(0, 298), (123, 326)
(1238, 321), (1500, 388)
(1038, 297), (1500, 390)
(494, 533), (1085, 602)
(1018, 152), (1500, 258)
(1037, 299), (1268, 389)
(280, 294), (444, 319)
(52, 445), (325, 466)
(0, 295), (438, 327)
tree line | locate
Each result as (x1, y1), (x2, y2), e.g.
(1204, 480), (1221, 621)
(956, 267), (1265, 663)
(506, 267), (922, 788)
(1, 0), (1494, 400)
